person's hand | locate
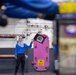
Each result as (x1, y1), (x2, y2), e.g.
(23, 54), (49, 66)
(37, 13), (43, 18)
(31, 39), (34, 43)
(1, 5), (7, 10)
(25, 55), (28, 59)
(15, 56), (17, 59)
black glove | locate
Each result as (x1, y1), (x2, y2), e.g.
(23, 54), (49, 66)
(0, 1), (8, 27)
(0, 14), (8, 27)
(42, 10), (59, 20)
(43, 14), (57, 20)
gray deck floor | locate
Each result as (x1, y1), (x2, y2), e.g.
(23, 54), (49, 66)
(0, 72), (56, 75)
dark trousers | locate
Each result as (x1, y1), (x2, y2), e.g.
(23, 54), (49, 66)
(14, 54), (25, 75)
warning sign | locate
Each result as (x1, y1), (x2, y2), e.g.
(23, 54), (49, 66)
(38, 60), (44, 66)
(59, 38), (76, 74)
(59, 38), (76, 54)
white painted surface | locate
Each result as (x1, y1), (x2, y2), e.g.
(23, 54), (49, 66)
(0, 18), (53, 48)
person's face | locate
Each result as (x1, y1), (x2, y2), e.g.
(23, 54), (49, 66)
(19, 37), (23, 41)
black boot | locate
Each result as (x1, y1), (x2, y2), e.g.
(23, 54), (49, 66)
(14, 73), (17, 75)
(22, 72), (24, 75)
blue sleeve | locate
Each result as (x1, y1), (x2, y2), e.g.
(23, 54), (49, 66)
(4, 3), (37, 18)
(24, 43), (32, 48)
(3, 0), (59, 14)
(15, 44), (18, 56)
